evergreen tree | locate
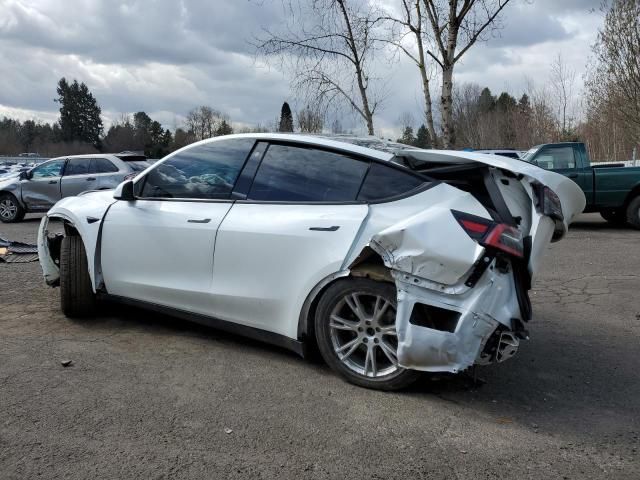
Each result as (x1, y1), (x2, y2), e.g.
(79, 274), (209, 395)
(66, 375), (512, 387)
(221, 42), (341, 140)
(415, 124), (431, 148)
(477, 87), (495, 113)
(397, 126), (416, 146)
(496, 92), (517, 112)
(215, 119), (234, 136)
(278, 102), (294, 132)
(56, 78), (103, 147)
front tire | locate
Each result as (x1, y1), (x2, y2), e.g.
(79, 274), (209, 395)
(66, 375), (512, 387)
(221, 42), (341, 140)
(60, 236), (96, 317)
(626, 197), (640, 230)
(0, 194), (25, 223)
(315, 278), (420, 391)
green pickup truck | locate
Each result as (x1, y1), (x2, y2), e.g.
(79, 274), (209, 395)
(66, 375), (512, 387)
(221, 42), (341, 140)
(521, 142), (640, 228)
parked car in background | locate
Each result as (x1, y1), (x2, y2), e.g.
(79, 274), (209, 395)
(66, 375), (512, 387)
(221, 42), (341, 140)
(37, 134), (584, 390)
(521, 142), (640, 228)
(475, 149), (524, 159)
(0, 152), (151, 222)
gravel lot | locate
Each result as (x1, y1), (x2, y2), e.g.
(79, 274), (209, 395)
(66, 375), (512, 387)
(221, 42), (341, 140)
(1, 213), (639, 479)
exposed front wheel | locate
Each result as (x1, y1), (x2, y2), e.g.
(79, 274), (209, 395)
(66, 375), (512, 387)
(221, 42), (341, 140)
(0, 194), (25, 223)
(315, 278), (420, 391)
(626, 197), (640, 230)
(60, 235), (96, 317)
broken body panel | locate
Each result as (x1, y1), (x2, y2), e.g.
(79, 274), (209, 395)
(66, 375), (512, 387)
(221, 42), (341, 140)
(37, 135), (585, 375)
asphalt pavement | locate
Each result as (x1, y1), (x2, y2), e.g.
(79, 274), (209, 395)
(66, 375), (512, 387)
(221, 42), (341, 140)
(1, 213), (638, 479)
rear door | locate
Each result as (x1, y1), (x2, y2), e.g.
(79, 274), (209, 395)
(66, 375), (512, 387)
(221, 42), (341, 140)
(61, 158), (95, 197)
(21, 159), (66, 209)
(211, 143), (370, 338)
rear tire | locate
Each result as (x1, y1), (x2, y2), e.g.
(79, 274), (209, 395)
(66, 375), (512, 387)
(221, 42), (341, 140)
(315, 278), (420, 391)
(0, 194), (25, 223)
(60, 235), (96, 317)
(626, 197), (640, 230)
(600, 208), (627, 225)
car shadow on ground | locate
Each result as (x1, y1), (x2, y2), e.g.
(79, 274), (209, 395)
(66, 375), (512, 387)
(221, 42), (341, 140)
(71, 299), (640, 443)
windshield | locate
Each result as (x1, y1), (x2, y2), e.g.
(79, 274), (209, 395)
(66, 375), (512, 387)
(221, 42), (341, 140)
(521, 146), (541, 163)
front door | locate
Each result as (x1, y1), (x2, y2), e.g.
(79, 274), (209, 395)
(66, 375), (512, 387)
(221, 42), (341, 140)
(211, 143), (371, 338)
(21, 159), (66, 210)
(100, 137), (256, 315)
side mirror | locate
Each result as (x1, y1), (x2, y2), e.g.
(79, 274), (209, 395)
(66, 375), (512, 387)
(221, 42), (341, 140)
(113, 180), (135, 201)
(19, 170), (30, 180)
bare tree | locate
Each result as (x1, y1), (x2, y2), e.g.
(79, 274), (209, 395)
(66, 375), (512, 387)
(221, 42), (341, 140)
(185, 106), (229, 141)
(297, 105), (325, 133)
(380, 1), (438, 145)
(550, 53), (576, 137)
(421, 0), (512, 148)
(256, 0), (385, 135)
(397, 111), (415, 132)
(586, 0), (640, 136)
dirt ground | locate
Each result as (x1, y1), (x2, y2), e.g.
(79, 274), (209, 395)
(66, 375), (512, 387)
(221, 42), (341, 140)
(1, 213), (639, 479)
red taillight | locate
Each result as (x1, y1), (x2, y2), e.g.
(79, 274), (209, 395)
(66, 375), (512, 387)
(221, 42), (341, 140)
(452, 211), (524, 258)
(482, 223), (524, 258)
(460, 219), (489, 235)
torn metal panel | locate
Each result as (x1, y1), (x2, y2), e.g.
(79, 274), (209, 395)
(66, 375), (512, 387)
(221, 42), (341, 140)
(367, 194), (487, 286)
(392, 257), (521, 372)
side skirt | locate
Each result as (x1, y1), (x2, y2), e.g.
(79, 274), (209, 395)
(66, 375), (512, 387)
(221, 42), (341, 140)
(98, 294), (306, 358)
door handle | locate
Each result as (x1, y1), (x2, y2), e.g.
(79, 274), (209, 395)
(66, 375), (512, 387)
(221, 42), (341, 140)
(86, 177), (96, 181)
(309, 226), (340, 231)
(187, 218), (211, 223)
(567, 173), (579, 179)
(48, 180), (56, 184)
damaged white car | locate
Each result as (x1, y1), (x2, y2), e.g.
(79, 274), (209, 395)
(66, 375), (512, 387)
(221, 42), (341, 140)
(37, 134), (585, 390)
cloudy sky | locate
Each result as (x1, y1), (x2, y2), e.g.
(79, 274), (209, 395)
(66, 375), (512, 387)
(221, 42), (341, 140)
(0, 0), (602, 137)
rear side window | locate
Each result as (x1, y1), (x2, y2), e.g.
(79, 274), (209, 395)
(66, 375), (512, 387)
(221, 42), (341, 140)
(91, 158), (118, 174)
(65, 158), (91, 176)
(138, 138), (254, 199)
(357, 163), (424, 201)
(248, 144), (368, 202)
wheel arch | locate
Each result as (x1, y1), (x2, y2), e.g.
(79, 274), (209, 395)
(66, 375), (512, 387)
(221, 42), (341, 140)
(622, 183), (640, 209)
(0, 186), (26, 209)
(296, 248), (394, 349)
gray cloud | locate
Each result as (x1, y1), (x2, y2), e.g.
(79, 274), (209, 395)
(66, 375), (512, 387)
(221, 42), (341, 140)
(0, 0), (602, 136)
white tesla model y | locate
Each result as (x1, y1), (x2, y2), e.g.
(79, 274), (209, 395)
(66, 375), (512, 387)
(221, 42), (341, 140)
(38, 134), (585, 390)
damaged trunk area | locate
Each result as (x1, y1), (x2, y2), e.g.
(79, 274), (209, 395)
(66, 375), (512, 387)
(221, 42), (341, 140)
(365, 155), (541, 373)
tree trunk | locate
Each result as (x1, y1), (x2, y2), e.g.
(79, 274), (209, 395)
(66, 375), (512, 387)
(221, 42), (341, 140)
(416, 38), (438, 147)
(441, 65), (455, 148)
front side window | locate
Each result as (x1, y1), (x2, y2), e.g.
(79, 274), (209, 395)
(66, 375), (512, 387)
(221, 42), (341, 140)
(65, 158), (91, 176)
(247, 144), (369, 202)
(91, 158), (119, 174)
(357, 163), (424, 201)
(138, 138), (254, 199)
(31, 159), (66, 179)
(535, 147), (576, 170)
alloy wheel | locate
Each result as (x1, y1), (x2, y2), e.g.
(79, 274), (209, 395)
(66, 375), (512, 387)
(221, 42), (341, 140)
(329, 292), (400, 378)
(0, 199), (17, 220)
